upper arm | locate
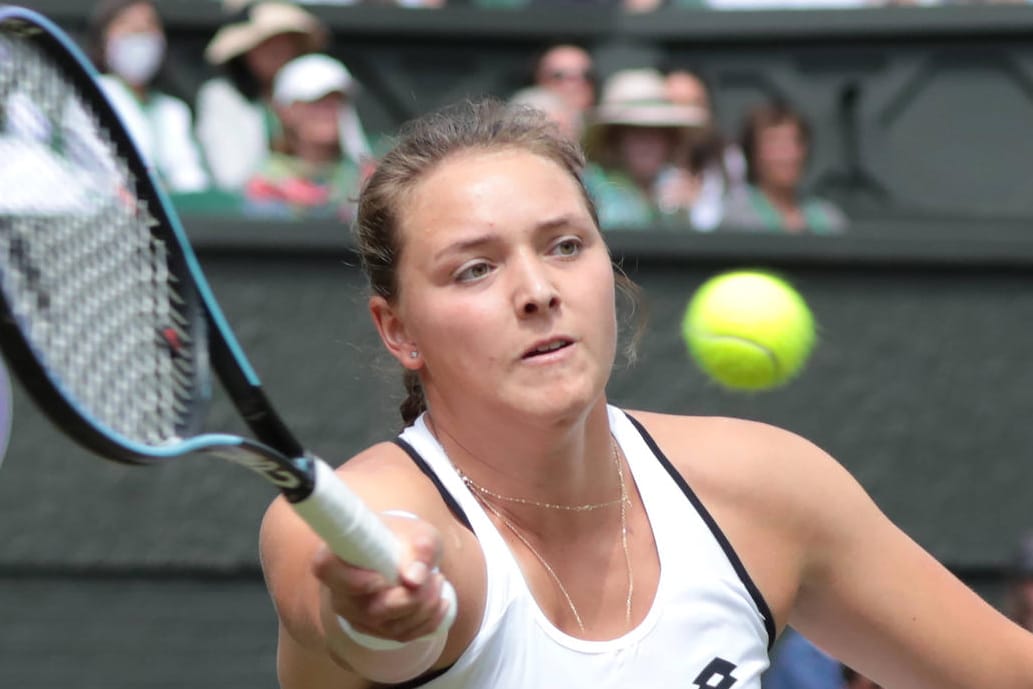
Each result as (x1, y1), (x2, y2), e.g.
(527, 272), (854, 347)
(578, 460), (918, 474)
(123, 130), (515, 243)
(780, 436), (1033, 689)
(632, 411), (1033, 689)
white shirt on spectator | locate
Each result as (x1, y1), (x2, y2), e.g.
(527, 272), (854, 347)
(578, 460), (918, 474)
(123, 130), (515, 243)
(98, 75), (209, 193)
(195, 77), (270, 192)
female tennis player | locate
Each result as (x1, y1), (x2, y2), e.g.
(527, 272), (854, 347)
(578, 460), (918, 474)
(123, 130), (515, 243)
(259, 100), (1033, 688)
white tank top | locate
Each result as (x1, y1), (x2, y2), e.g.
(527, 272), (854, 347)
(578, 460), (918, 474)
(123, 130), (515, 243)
(393, 406), (774, 688)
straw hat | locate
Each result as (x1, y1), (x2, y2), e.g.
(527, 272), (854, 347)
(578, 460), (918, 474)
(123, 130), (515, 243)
(205, 2), (327, 66)
(583, 68), (708, 161)
(590, 68), (708, 129)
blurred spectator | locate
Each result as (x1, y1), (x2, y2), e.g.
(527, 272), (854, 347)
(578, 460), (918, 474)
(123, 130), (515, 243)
(705, 0), (874, 8)
(841, 665), (882, 689)
(88, 0), (210, 193)
(478, 0), (668, 7)
(297, 0), (446, 5)
(244, 54), (372, 220)
(663, 67), (745, 230)
(508, 86), (582, 143)
(582, 68), (709, 230)
(722, 101), (847, 233)
(531, 44), (596, 126)
(196, 1), (327, 191)
(1007, 531), (1033, 632)
(764, 627), (843, 689)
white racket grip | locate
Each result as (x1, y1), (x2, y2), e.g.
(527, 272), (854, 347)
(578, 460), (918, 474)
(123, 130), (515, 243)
(291, 458), (400, 579)
(293, 459), (459, 648)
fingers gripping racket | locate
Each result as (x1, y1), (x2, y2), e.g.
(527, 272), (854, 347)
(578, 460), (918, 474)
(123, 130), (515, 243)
(0, 6), (455, 634)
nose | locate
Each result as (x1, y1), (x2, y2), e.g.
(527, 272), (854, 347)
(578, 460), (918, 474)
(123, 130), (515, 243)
(513, 254), (560, 317)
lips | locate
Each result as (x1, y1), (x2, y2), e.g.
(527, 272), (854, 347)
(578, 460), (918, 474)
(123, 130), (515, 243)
(522, 338), (574, 359)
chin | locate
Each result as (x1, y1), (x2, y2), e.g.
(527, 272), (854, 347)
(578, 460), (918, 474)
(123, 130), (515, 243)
(512, 377), (607, 425)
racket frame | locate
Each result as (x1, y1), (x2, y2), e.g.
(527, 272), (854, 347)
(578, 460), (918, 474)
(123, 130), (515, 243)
(0, 6), (312, 498)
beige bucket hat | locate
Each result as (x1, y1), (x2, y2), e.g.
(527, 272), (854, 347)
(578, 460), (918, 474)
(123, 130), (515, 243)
(205, 2), (327, 66)
(583, 68), (708, 160)
(590, 68), (708, 129)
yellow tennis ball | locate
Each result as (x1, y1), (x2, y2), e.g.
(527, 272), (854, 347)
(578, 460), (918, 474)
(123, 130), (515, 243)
(682, 271), (815, 391)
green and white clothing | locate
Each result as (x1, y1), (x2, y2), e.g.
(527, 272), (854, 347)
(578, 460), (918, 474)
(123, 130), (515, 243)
(98, 75), (209, 193)
(721, 185), (847, 234)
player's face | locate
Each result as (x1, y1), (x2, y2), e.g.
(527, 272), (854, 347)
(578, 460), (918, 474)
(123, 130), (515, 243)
(386, 148), (617, 423)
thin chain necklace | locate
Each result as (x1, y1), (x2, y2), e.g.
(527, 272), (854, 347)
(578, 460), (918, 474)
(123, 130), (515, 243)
(460, 457), (626, 512)
(457, 436), (634, 634)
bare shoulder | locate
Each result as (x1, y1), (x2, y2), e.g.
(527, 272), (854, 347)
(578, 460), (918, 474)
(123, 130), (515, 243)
(624, 409), (843, 508)
(622, 410), (857, 628)
(263, 440), (459, 538)
(625, 410), (1033, 688)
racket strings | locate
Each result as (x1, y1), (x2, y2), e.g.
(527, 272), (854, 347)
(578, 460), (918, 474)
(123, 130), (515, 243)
(0, 31), (200, 446)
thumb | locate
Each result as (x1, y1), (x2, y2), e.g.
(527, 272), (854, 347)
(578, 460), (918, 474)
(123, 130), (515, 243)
(379, 510), (443, 589)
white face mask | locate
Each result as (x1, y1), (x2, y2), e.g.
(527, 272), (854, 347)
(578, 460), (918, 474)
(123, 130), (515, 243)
(105, 32), (165, 86)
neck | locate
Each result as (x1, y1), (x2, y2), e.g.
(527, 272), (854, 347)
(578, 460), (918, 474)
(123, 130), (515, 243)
(759, 182), (798, 212)
(289, 139), (340, 166)
(425, 397), (616, 528)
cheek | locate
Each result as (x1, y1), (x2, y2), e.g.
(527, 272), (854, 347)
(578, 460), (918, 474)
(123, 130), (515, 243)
(411, 293), (503, 358)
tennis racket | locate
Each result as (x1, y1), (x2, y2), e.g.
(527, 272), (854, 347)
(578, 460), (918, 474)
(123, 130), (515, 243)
(0, 5), (455, 634)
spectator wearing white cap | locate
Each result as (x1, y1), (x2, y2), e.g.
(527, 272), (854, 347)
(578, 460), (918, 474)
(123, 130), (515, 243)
(582, 68), (710, 230)
(195, 1), (328, 191)
(244, 54), (372, 221)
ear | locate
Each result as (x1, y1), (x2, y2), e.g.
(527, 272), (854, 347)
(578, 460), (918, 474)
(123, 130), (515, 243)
(369, 295), (421, 370)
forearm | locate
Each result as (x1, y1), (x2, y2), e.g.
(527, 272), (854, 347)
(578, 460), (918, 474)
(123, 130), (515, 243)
(319, 599), (448, 684)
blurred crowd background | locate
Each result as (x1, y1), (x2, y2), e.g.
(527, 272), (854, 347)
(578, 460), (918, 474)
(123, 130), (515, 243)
(70, 0), (1033, 239)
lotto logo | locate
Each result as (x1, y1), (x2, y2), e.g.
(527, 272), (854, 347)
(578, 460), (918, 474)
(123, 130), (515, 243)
(693, 658), (738, 689)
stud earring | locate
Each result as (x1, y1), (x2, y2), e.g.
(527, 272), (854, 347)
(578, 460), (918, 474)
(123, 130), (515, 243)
(409, 351), (419, 359)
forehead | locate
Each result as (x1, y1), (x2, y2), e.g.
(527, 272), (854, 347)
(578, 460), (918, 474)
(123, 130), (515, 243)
(399, 148), (590, 247)
(108, 2), (160, 30)
(758, 120), (803, 140)
(541, 46), (591, 70)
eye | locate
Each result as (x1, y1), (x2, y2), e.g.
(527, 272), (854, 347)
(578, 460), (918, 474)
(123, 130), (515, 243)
(455, 260), (493, 283)
(551, 237), (582, 257)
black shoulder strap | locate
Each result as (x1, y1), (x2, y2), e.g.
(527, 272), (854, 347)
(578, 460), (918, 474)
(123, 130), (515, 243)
(622, 412), (777, 649)
(392, 437), (473, 532)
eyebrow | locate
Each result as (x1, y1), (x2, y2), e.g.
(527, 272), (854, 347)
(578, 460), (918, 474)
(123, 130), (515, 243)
(432, 214), (587, 261)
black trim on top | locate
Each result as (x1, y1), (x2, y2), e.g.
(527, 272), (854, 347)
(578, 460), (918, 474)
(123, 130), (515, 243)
(392, 438), (474, 533)
(373, 665), (452, 689)
(623, 413), (778, 650)
(372, 438), (472, 689)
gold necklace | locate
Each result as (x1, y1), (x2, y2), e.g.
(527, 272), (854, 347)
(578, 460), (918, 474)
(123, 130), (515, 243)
(460, 464), (626, 512)
(461, 438), (634, 634)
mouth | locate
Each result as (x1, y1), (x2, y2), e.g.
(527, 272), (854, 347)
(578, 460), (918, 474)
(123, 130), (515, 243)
(522, 338), (575, 360)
